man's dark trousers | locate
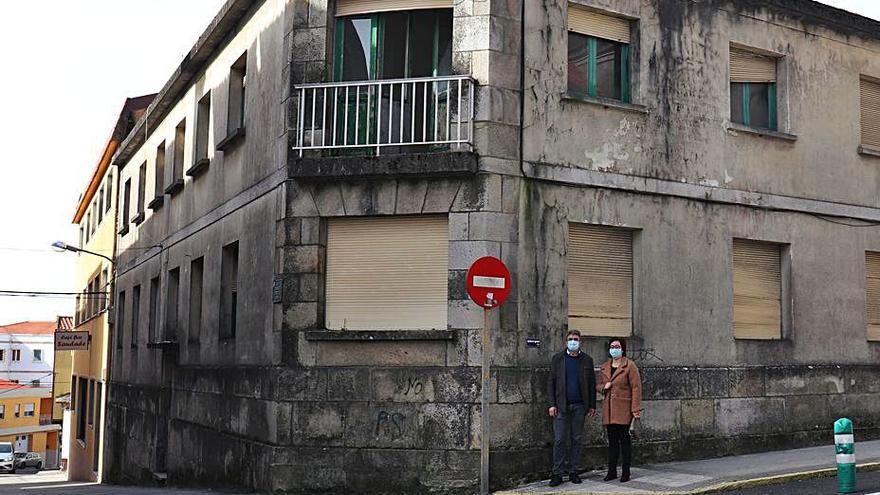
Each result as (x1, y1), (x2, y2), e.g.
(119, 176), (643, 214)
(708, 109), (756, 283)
(553, 403), (587, 476)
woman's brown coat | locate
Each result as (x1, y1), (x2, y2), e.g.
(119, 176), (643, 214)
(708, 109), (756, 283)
(597, 357), (643, 425)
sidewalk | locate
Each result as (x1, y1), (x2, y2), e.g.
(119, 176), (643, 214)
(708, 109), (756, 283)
(497, 440), (880, 495)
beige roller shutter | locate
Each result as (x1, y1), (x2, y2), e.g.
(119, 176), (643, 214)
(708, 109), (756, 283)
(730, 48), (776, 83)
(733, 239), (781, 339)
(336, 0), (452, 16)
(325, 215), (448, 330)
(860, 78), (880, 149)
(568, 5), (630, 44)
(865, 251), (880, 341)
(567, 224), (632, 337)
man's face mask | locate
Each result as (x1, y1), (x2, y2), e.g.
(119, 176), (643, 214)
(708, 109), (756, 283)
(567, 338), (580, 352)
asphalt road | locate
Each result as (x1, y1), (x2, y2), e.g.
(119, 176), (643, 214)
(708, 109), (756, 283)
(0, 470), (234, 495)
(724, 470), (880, 495)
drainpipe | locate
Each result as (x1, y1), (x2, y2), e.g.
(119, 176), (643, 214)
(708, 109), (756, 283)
(518, 0), (526, 177)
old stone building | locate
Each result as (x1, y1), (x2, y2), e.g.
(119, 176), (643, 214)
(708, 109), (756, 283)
(105, 0), (880, 493)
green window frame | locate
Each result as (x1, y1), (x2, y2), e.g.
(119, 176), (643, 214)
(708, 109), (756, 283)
(334, 10), (450, 82)
(733, 82), (777, 131)
(568, 33), (630, 103)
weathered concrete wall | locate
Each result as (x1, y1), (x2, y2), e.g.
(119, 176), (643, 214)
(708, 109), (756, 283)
(525, 0), (880, 208)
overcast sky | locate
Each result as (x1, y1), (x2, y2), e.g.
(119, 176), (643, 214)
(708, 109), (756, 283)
(0, 1), (878, 325)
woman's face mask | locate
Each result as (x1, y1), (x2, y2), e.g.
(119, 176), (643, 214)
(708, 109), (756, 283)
(609, 348), (623, 358)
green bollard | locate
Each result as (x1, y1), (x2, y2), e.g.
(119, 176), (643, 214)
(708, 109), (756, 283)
(834, 418), (857, 494)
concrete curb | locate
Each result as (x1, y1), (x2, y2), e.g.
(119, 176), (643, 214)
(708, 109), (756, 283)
(494, 461), (880, 495)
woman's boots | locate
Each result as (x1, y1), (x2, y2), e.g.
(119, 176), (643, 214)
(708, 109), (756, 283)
(603, 465), (617, 481)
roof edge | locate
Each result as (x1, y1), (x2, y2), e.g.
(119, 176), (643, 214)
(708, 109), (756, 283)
(112, 0), (261, 169)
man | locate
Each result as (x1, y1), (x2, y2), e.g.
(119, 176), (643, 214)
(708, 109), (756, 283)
(547, 329), (596, 487)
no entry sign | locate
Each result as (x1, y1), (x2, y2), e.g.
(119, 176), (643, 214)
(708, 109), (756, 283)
(466, 256), (511, 309)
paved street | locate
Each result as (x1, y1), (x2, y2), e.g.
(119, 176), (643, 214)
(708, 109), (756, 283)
(723, 470), (880, 494)
(0, 471), (239, 495)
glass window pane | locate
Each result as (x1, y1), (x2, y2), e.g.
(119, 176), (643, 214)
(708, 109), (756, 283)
(342, 17), (372, 81)
(595, 38), (622, 100)
(408, 10), (435, 77)
(730, 83), (745, 125)
(380, 12), (408, 79)
(567, 32), (589, 96)
(749, 83), (771, 129)
(436, 10), (453, 76)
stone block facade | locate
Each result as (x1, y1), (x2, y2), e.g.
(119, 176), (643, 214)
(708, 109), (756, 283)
(102, 0), (880, 494)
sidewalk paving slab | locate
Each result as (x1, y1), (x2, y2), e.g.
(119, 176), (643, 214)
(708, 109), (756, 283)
(497, 440), (880, 495)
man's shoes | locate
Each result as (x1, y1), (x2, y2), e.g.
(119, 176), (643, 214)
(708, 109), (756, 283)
(603, 469), (617, 482)
(620, 466), (631, 483)
(548, 475), (563, 487)
(569, 472), (582, 484)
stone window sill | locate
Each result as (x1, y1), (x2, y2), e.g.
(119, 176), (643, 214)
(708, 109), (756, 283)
(562, 93), (648, 114)
(117, 224), (129, 236)
(164, 179), (184, 196)
(726, 123), (797, 142)
(186, 158), (210, 178)
(304, 330), (455, 341)
(858, 145), (880, 158)
(131, 211), (145, 226)
(147, 196), (164, 211)
(216, 127), (246, 152)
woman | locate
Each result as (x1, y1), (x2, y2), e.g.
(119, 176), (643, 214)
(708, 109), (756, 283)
(597, 339), (642, 482)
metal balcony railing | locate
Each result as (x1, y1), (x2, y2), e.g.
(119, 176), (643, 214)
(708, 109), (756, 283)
(293, 75), (475, 156)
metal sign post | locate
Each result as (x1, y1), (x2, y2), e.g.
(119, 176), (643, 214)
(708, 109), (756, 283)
(466, 256), (512, 495)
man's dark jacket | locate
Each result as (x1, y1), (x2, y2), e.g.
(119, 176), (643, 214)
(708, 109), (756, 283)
(547, 351), (597, 410)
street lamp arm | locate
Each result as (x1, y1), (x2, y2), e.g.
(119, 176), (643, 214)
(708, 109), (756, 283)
(51, 241), (114, 265)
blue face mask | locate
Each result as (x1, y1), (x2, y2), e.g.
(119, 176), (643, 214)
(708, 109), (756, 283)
(609, 348), (623, 359)
(567, 340), (580, 353)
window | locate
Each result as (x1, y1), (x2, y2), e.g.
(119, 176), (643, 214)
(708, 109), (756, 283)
(732, 239), (783, 339)
(860, 77), (880, 150)
(189, 257), (204, 342)
(105, 173), (113, 213)
(135, 161), (147, 221)
(102, 268), (109, 310)
(172, 119), (186, 187)
(85, 213), (91, 243)
(76, 376), (87, 441)
(0, 405), (5, 420)
(116, 290), (126, 350)
(119, 178), (131, 234)
(153, 141), (166, 203)
(32, 350), (42, 362)
(87, 380), (95, 426)
(325, 216), (448, 330)
(149, 275), (160, 343)
(335, 7), (451, 81)
(193, 91), (211, 169)
(14, 404), (19, 418)
(227, 52), (247, 134)
(730, 46), (777, 130)
(11, 349), (20, 362)
(567, 224), (633, 336)
(131, 285), (141, 349)
(98, 187), (104, 224)
(166, 267), (180, 340)
(79, 226), (84, 249)
(0, 350), (4, 361)
(220, 241), (239, 340)
(23, 403), (34, 417)
(866, 251), (880, 341)
(567, 5), (630, 102)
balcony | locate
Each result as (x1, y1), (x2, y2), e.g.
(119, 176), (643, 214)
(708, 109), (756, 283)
(290, 76), (477, 179)
(39, 413), (52, 426)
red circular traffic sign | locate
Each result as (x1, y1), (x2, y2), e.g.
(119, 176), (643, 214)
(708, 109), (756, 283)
(466, 256), (511, 309)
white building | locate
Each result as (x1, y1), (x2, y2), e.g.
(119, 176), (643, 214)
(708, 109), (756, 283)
(0, 322), (56, 388)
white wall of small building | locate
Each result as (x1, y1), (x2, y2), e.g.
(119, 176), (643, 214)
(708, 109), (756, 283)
(0, 334), (55, 388)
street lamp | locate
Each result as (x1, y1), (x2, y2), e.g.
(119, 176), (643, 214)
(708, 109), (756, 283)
(51, 241), (114, 265)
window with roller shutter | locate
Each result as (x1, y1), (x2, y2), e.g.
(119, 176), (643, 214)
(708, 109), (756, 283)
(860, 77), (880, 151)
(567, 224), (633, 337)
(325, 215), (448, 330)
(566, 5), (631, 102)
(865, 251), (880, 341)
(732, 239), (782, 340)
(730, 46), (778, 131)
